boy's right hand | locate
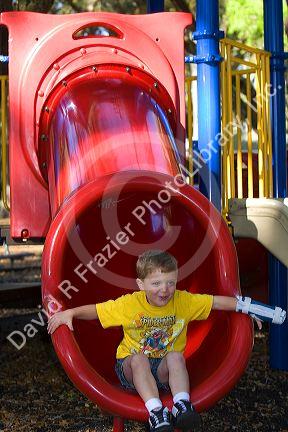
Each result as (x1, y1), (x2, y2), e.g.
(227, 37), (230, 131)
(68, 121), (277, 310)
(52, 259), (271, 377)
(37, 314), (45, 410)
(47, 309), (74, 334)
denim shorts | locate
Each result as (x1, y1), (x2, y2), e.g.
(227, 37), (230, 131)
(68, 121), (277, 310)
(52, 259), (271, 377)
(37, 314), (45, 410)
(115, 356), (169, 391)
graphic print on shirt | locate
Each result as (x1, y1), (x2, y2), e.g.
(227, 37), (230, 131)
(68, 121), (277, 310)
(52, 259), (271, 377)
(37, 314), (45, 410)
(133, 313), (185, 358)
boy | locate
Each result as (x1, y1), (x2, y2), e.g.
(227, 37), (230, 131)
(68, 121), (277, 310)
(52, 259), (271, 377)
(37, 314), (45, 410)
(47, 250), (286, 432)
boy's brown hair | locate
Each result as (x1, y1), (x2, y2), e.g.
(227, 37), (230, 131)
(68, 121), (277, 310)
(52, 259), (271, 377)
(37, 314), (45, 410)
(136, 250), (178, 280)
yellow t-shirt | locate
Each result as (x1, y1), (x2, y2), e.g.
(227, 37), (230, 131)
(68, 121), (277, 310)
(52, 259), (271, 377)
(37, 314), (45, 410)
(96, 290), (213, 359)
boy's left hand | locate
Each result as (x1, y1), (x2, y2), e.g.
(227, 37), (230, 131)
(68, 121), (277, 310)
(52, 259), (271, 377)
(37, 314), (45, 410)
(251, 316), (263, 330)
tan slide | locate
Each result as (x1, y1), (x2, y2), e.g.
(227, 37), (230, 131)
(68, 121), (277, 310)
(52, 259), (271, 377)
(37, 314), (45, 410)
(228, 198), (288, 267)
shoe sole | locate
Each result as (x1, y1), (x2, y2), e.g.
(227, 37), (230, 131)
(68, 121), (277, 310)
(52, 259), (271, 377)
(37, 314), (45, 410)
(174, 411), (202, 431)
(149, 426), (174, 432)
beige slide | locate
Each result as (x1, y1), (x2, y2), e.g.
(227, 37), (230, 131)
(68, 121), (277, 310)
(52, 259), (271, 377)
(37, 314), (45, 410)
(228, 198), (288, 267)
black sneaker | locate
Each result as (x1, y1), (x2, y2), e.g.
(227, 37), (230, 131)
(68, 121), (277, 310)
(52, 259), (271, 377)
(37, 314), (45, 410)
(148, 407), (173, 432)
(172, 400), (202, 430)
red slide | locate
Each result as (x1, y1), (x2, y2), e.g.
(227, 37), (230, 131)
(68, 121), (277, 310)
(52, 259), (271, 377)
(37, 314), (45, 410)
(2, 11), (253, 426)
(40, 67), (253, 419)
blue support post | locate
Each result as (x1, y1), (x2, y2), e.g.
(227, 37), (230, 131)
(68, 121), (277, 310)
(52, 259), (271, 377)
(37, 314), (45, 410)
(195, 0), (222, 210)
(264, 0), (288, 370)
(147, 0), (164, 13)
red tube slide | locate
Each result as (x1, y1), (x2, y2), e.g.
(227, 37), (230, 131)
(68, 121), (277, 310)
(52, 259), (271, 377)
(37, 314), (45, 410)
(41, 65), (253, 420)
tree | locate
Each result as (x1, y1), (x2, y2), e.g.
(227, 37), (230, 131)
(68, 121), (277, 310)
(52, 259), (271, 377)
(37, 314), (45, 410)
(223, 0), (288, 49)
(51, 0), (192, 14)
(16, 0), (54, 12)
(284, 0), (288, 40)
(223, 0), (263, 48)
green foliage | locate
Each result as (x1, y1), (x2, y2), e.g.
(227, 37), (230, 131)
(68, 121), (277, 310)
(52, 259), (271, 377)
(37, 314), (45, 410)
(18, 0), (54, 12)
(51, 0), (194, 14)
(223, 0), (288, 49)
(97, 0), (146, 14)
(223, 0), (264, 48)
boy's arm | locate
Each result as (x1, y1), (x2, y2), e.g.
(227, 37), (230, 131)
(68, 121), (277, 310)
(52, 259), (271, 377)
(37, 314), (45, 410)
(212, 296), (262, 329)
(212, 296), (237, 311)
(47, 305), (98, 335)
(212, 295), (286, 328)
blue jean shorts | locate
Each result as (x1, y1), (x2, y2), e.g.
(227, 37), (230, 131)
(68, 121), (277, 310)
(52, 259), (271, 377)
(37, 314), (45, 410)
(115, 356), (169, 391)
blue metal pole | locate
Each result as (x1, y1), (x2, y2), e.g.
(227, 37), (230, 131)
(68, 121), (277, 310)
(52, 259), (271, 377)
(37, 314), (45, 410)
(264, 0), (288, 370)
(147, 0), (164, 13)
(195, 0), (222, 210)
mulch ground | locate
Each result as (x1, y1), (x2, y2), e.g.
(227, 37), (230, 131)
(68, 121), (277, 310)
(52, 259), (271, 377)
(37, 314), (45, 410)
(0, 309), (287, 432)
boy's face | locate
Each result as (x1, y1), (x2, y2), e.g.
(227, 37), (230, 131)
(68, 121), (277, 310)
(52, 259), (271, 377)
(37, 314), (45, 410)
(136, 268), (178, 307)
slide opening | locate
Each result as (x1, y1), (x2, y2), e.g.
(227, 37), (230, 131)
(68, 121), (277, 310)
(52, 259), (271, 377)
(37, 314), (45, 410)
(42, 171), (253, 415)
(44, 175), (230, 386)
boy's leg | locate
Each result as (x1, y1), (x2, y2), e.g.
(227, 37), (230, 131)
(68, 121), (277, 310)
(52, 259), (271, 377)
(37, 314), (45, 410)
(122, 353), (160, 402)
(122, 354), (173, 432)
(157, 352), (202, 430)
(157, 351), (189, 394)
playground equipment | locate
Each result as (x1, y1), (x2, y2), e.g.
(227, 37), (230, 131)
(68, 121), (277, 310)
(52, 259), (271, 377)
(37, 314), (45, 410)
(185, 0), (288, 370)
(0, 8), (254, 430)
(0, 0), (288, 429)
(229, 198), (288, 268)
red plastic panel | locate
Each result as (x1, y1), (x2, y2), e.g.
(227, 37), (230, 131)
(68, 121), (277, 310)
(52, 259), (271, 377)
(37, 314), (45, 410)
(42, 171), (253, 419)
(0, 11), (191, 238)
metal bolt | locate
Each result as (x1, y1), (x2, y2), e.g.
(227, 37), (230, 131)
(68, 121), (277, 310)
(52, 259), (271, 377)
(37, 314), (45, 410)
(92, 66), (97, 72)
(62, 80), (67, 87)
(42, 162), (46, 168)
(53, 63), (60, 70)
(41, 134), (47, 141)
(80, 48), (87, 55)
(168, 108), (172, 114)
(38, 90), (44, 97)
(153, 82), (158, 88)
(126, 66), (131, 73)
(45, 106), (49, 113)
(21, 229), (29, 240)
